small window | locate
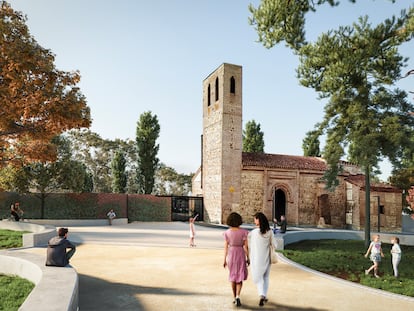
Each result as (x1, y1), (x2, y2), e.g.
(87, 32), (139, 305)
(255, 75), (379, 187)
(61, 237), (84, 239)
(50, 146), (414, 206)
(380, 205), (385, 214)
(215, 77), (219, 101)
(230, 76), (235, 94)
(207, 84), (211, 106)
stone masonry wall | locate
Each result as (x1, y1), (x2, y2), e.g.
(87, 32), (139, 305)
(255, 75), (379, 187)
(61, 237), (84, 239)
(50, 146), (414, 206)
(240, 170), (264, 223)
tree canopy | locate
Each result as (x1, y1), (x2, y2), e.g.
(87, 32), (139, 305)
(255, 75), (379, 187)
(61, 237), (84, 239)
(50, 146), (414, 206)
(249, 0), (414, 246)
(136, 111), (160, 194)
(243, 120), (265, 153)
(0, 1), (91, 166)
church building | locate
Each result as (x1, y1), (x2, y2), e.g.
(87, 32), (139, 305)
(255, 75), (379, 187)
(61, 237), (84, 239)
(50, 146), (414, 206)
(192, 63), (402, 231)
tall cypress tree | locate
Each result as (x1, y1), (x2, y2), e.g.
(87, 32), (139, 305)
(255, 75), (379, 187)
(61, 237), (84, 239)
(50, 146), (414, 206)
(111, 150), (127, 193)
(243, 120), (265, 152)
(135, 111), (160, 194)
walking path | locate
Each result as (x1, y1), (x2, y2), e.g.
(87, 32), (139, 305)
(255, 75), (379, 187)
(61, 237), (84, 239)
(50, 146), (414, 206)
(20, 222), (414, 311)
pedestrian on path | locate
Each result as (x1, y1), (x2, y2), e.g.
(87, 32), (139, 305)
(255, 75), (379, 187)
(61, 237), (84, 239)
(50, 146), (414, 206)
(223, 212), (249, 307)
(248, 212), (276, 307)
(390, 236), (402, 278)
(364, 234), (384, 278)
(106, 209), (116, 225)
(189, 214), (198, 247)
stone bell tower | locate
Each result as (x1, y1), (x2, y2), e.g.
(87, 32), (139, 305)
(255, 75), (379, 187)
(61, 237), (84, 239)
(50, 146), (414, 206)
(202, 63), (242, 224)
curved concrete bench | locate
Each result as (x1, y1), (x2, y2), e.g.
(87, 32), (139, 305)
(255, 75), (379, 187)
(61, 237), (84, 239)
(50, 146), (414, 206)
(276, 229), (414, 250)
(0, 220), (56, 247)
(27, 218), (128, 226)
(0, 250), (78, 311)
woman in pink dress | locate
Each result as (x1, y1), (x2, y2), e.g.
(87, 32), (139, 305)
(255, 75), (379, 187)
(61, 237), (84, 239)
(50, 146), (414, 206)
(223, 212), (249, 307)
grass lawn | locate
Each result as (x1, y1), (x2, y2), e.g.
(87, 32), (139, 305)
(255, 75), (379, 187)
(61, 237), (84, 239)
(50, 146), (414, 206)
(0, 229), (34, 310)
(283, 239), (414, 297)
(0, 228), (29, 249)
(0, 274), (35, 311)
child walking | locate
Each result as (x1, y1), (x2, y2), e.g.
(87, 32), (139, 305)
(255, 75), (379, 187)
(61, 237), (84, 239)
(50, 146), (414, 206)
(390, 236), (402, 278)
(189, 214), (198, 247)
(364, 234), (384, 278)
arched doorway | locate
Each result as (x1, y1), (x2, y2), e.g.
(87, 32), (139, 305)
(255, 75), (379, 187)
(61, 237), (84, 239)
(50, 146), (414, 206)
(273, 189), (286, 222)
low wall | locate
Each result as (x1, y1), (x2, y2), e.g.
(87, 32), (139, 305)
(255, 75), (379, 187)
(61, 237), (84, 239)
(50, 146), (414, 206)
(27, 218), (128, 227)
(276, 229), (414, 250)
(0, 250), (78, 311)
(0, 220), (56, 247)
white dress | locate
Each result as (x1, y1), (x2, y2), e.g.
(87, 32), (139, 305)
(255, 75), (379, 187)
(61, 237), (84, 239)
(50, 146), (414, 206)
(248, 228), (275, 284)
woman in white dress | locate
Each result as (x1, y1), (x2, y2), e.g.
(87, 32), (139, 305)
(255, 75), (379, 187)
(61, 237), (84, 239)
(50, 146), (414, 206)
(248, 212), (276, 307)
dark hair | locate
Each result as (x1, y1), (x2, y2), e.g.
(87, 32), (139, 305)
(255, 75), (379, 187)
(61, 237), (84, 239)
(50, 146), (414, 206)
(226, 212), (243, 227)
(254, 212), (270, 234)
(58, 228), (68, 237)
(394, 237), (400, 244)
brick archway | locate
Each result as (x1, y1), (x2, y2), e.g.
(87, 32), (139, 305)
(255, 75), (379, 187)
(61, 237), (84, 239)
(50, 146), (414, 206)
(270, 183), (293, 221)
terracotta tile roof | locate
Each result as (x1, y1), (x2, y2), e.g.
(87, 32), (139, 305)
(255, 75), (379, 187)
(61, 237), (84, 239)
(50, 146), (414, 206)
(345, 174), (401, 193)
(242, 152), (327, 171)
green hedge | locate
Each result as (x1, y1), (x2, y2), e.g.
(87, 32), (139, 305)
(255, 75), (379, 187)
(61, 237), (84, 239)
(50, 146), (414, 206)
(0, 192), (171, 221)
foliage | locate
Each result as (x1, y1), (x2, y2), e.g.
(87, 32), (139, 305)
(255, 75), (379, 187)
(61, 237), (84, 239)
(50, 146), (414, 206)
(67, 129), (137, 193)
(0, 274), (34, 311)
(0, 191), (171, 221)
(302, 130), (321, 157)
(153, 163), (193, 195)
(242, 120), (265, 152)
(249, 0), (414, 245)
(0, 229), (27, 248)
(136, 111), (160, 194)
(127, 194), (170, 221)
(249, 0), (345, 50)
(283, 239), (414, 297)
(111, 150), (127, 193)
(0, 136), (92, 217)
(0, 1), (90, 167)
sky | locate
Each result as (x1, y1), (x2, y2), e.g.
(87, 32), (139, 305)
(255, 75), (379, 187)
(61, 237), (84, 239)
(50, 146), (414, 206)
(5, 0), (414, 180)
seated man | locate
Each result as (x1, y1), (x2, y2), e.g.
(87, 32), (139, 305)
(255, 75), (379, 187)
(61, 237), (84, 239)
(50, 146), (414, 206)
(10, 203), (20, 221)
(46, 228), (76, 267)
(273, 215), (287, 234)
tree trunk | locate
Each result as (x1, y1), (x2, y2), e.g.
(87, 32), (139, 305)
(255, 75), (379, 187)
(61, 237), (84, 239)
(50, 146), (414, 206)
(364, 167), (371, 248)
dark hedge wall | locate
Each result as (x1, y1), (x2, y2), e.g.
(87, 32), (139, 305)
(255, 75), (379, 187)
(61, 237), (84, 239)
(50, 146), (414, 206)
(0, 192), (171, 221)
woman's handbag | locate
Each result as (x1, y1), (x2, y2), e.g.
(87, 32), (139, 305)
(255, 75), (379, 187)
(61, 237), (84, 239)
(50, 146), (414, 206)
(269, 234), (278, 264)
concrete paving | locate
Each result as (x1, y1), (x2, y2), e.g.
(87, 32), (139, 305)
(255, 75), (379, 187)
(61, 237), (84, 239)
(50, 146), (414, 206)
(22, 222), (414, 311)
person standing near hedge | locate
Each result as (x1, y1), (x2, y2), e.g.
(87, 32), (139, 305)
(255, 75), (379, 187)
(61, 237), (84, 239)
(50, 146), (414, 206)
(107, 209), (116, 225)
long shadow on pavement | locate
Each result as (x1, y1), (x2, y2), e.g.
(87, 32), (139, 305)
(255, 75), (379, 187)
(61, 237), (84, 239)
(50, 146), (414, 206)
(79, 273), (207, 311)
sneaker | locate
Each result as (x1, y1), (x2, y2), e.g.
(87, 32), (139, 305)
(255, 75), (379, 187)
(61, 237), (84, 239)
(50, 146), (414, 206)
(365, 270), (369, 275)
(235, 297), (241, 307)
(259, 296), (265, 306)
(374, 274), (380, 278)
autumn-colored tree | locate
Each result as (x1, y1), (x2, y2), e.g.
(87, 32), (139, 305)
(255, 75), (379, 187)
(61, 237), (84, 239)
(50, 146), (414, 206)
(0, 1), (91, 166)
(0, 135), (93, 217)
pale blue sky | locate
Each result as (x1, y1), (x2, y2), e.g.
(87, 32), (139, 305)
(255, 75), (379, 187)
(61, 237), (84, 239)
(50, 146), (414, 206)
(6, 0), (414, 180)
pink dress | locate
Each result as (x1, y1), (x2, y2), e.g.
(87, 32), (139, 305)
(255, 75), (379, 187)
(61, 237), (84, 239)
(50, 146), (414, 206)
(223, 228), (249, 282)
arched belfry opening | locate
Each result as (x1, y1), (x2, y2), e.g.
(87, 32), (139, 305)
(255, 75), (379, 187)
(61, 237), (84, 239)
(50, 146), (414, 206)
(273, 189), (286, 222)
(230, 76), (235, 94)
(215, 77), (219, 101)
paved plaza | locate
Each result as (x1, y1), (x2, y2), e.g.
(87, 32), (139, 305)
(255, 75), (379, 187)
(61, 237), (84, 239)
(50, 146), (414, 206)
(22, 222), (414, 311)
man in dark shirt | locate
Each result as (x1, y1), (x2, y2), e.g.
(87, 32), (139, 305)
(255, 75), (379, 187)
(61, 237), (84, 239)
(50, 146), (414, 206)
(46, 228), (76, 267)
(273, 215), (287, 234)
